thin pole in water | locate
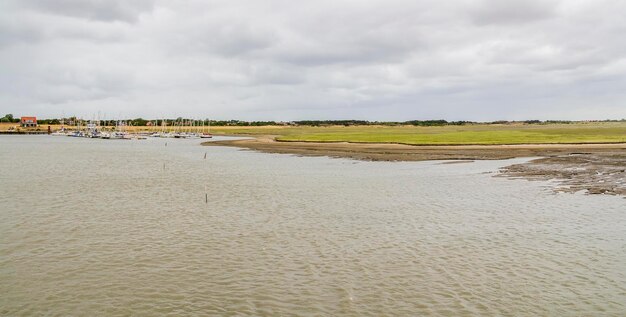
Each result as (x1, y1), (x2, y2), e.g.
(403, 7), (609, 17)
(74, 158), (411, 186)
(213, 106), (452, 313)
(204, 152), (207, 159)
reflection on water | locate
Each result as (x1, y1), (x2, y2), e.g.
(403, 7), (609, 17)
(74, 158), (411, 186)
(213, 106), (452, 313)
(1, 135), (625, 316)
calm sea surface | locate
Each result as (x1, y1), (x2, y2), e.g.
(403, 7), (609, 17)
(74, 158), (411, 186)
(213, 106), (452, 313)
(1, 135), (625, 316)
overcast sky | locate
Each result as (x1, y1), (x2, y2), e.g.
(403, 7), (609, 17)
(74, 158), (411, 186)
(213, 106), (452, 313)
(1, 0), (625, 121)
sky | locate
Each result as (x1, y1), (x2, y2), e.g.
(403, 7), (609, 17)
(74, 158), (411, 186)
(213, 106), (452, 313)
(1, 0), (625, 121)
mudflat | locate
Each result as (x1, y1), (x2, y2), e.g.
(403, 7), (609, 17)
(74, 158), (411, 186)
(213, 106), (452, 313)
(204, 136), (626, 196)
(500, 153), (626, 196)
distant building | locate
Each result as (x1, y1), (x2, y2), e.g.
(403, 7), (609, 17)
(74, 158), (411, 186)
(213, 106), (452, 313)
(21, 117), (37, 128)
(278, 121), (296, 126)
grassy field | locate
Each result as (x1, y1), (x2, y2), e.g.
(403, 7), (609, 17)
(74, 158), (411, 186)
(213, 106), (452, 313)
(3, 122), (626, 145)
(208, 123), (626, 145)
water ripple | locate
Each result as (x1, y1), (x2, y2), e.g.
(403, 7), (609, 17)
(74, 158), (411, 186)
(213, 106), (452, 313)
(0, 136), (625, 316)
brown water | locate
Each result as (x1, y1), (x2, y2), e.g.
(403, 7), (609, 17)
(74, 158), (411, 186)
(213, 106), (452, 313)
(1, 136), (625, 316)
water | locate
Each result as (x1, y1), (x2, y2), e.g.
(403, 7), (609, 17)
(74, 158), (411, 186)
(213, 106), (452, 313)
(1, 135), (625, 316)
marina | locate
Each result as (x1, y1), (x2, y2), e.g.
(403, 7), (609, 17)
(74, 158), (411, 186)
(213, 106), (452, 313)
(20, 118), (214, 140)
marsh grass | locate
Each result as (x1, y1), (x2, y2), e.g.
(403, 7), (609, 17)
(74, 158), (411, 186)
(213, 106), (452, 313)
(211, 123), (626, 145)
(4, 122), (625, 145)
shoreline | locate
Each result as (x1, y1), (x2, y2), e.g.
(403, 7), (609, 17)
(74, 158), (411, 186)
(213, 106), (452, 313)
(0, 131), (48, 135)
(203, 136), (626, 196)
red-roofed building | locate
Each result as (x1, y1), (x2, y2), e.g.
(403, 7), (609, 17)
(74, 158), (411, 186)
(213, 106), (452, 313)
(21, 117), (37, 128)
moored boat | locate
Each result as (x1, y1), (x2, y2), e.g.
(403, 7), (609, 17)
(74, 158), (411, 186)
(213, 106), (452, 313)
(51, 130), (68, 136)
(111, 131), (130, 139)
(67, 130), (85, 137)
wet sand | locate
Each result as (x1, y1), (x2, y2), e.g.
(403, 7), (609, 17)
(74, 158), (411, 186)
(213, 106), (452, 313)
(203, 136), (626, 196)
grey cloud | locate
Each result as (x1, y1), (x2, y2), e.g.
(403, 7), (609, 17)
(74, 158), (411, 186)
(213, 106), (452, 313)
(469, 0), (558, 25)
(18, 0), (155, 23)
(0, 19), (44, 48)
(184, 23), (277, 57)
(0, 0), (625, 120)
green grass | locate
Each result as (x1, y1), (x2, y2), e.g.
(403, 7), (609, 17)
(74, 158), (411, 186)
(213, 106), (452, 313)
(210, 123), (626, 145)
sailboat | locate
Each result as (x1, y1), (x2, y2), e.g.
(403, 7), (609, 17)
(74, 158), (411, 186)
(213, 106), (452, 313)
(50, 130), (68, 136)
(187, 120), (200, 139)
(111, 120), (130, 139)
(51, 118), (68, 136)
(201, 119), (212, 138)
(86, 121), (101, 138)
(160, 119), (174, 138)
(68, 118), (85, 137)
(100, 116), (111, 139)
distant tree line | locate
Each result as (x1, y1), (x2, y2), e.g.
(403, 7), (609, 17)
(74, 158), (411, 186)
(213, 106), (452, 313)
(0, 114), (20, 123)
(7, 114), (626, 126)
